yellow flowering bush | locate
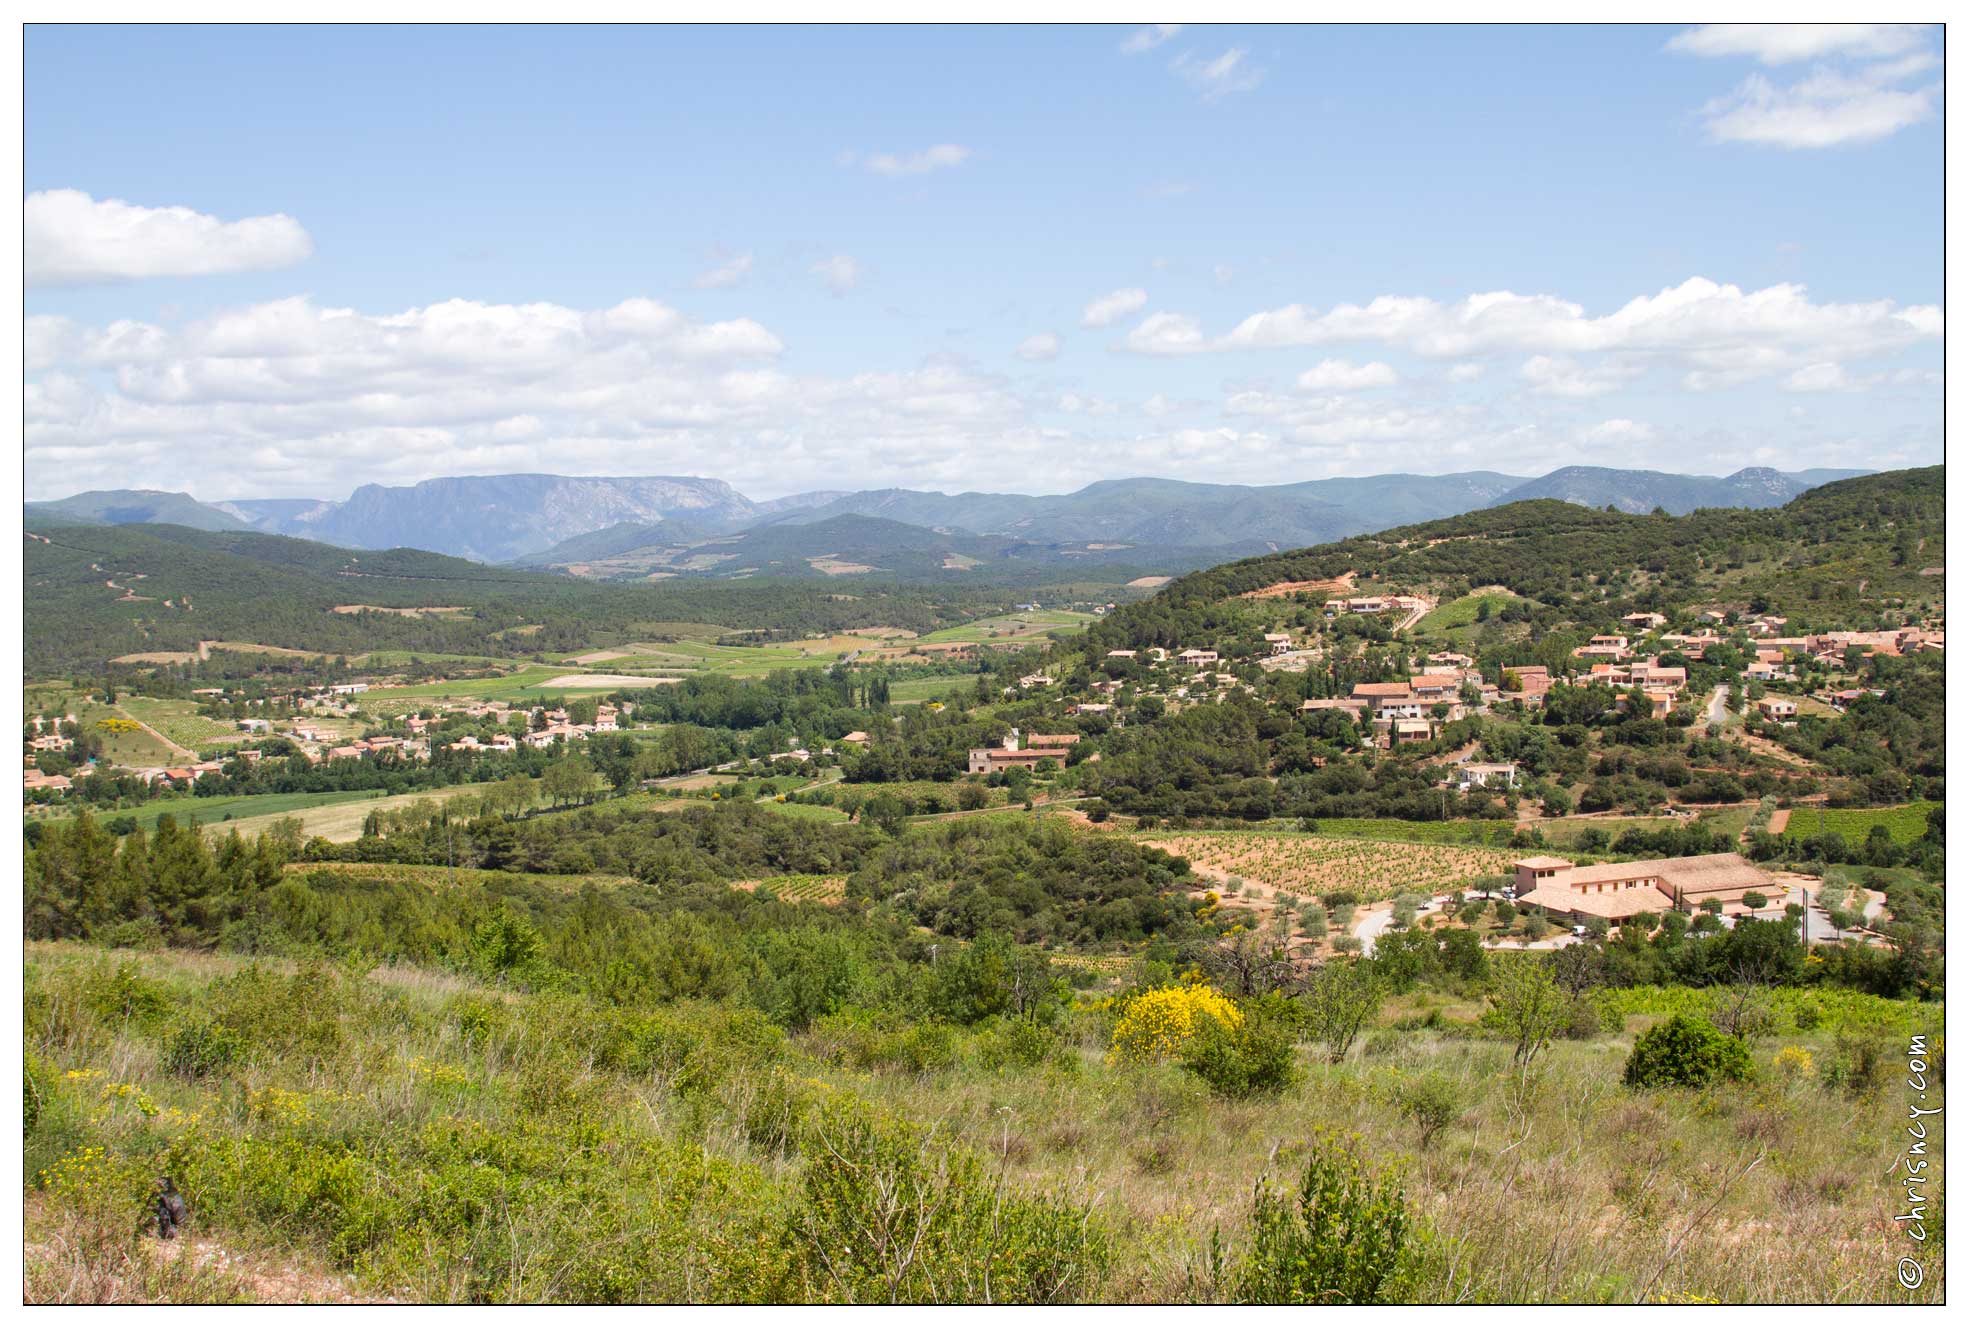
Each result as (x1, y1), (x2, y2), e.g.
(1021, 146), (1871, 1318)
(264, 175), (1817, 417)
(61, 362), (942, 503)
(1773, 1045), (1815, 1082)
(247, 1085), (313, 1126)
(1107, 984), (1241, 1066)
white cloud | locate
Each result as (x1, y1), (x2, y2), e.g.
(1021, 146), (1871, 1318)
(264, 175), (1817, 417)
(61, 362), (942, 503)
(1212, 264), (1236, 285)
(1520, 356), (1636, 398)
(1447, 362), (1486, 382)
(1784, 362), (1852, 392)
(1121, 311), (1207, 354)
(1015, 332), (1061, 362)
(1080, 286), (1149, 328)
(1666, 24), (1932, 65)
(852, 144), (972, 176)
(1119, 277), (1940, 387)
(811, 254), (863, 294)
(24, 294), (1087, 500)
(690, 251), (754, 290)
(1171, 48), (1264, 100)
(1294, 359), (1398, 392)
(1668, 24), (1941, 149)
(1581, 418), (1656, 446)
(1122, 24), (1181, 54)
(26, 189), (312, 287)
(1697, 68), (1939, 148)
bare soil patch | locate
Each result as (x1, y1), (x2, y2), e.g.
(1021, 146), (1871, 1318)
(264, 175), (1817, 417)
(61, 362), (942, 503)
(1237, 570), (1356, 600)
(537, 673), (682, 689)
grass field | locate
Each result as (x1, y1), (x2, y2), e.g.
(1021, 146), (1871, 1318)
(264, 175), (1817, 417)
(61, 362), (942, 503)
(26, 940), (1937, 1304)
(218, 781), (509, 843)
(44, 789), (386, 836)
(113, 696), (246, 751)
(888, 675), (979, 704)
(71, 702), (185, 767)
(912, 610), (1097, 646)
(1413, 592), (1514, 635)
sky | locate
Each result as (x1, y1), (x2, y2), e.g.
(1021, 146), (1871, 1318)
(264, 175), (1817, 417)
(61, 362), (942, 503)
(22, 22), (1945, 503)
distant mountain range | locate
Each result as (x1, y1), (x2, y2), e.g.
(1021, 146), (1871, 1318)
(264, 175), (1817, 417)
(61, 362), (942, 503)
(26, 465), (1873, 573)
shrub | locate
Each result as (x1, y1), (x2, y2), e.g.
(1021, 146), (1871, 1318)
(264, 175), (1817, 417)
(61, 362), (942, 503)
(1622, 1015), (1753, 1089)
(1180, 1009), (1300, 1099)
(791, 1097), (1112, 1303)
(978, 1017), (1058, 1072)
(1392, 1071), (1465, 1149)
(164, 1020), (242, 1079)
(1231, 1130), (1419, 1304)
(1108, 984), (1241, 1066)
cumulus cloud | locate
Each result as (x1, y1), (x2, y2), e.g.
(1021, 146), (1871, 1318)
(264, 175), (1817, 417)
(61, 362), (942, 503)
(849, 144), (972, 176)
(1294, 359), (1398, 392)
(1697, 67), (1939, 148)
(1080, 286), (1149, 328)
(1122, 24), (1181, 54)
(1520, 356), (1638, 399)
(1015, 332), (1061, 362)
(1666, 24), (1933, 65)
(1447, 362), (1486, 382)
(1118, 277), (1940, 388)
(23, 294), (1083, 499)
(1668, 24), (1941, 148)
(26, 189), (313, 287)
(811, 254), (863, 294)
(1121, 311), (1207, 353)
(691, 250), (754, 290)
(1170, 48), (1264, 100)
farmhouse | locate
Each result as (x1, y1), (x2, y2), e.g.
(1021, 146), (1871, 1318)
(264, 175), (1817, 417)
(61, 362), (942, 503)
(1757, 697), (1799, 720)
(1513, 853), (1777, 921)
(1174, 649), (1219, 666)
(967, 744), (1072, 774)
(1454, 761), (1518, 790)
(1263, 633), (1295, 654)
(1621, 612), (1667, 631)
(23, 771), (72, 792)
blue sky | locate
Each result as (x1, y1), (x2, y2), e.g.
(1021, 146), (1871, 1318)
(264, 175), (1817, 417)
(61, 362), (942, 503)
(24, 22), (1943, 501)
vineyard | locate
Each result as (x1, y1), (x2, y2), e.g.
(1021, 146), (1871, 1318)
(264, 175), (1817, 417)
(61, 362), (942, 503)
(737, 875), (848, 904)
(1136, 832), (1515, 903)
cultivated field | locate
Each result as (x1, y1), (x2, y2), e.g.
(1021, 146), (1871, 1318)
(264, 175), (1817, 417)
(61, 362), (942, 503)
(1136, 831), (1515, 902)
(216, 781), (509, 843)
(735, 874), (848, 903)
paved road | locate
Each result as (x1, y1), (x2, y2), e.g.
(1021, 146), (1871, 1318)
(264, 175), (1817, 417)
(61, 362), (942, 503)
(1355, 891), (1592, 954)
(1353, 894), (1445, 955)
(1705, 684), (1731, 726)
(1727, 882), (1890, 944)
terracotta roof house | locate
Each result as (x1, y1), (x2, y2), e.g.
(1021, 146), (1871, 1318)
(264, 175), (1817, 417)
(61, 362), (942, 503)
(1514, 853), (1776, 920)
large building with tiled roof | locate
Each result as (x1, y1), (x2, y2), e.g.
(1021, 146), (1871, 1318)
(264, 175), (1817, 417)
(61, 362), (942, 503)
(1512, 852), (1778, 921)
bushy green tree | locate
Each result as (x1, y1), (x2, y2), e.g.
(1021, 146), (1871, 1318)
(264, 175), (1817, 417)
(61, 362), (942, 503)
(1622, 1015), (1753, 1089)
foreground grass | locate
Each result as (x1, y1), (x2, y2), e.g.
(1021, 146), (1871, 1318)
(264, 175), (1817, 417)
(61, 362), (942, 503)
(24, 942), (1941, 1304)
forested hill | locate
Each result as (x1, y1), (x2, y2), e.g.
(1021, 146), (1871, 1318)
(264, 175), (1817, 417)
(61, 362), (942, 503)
(20, 518), (1027, 673)
(1078, 466), (1943, 654)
